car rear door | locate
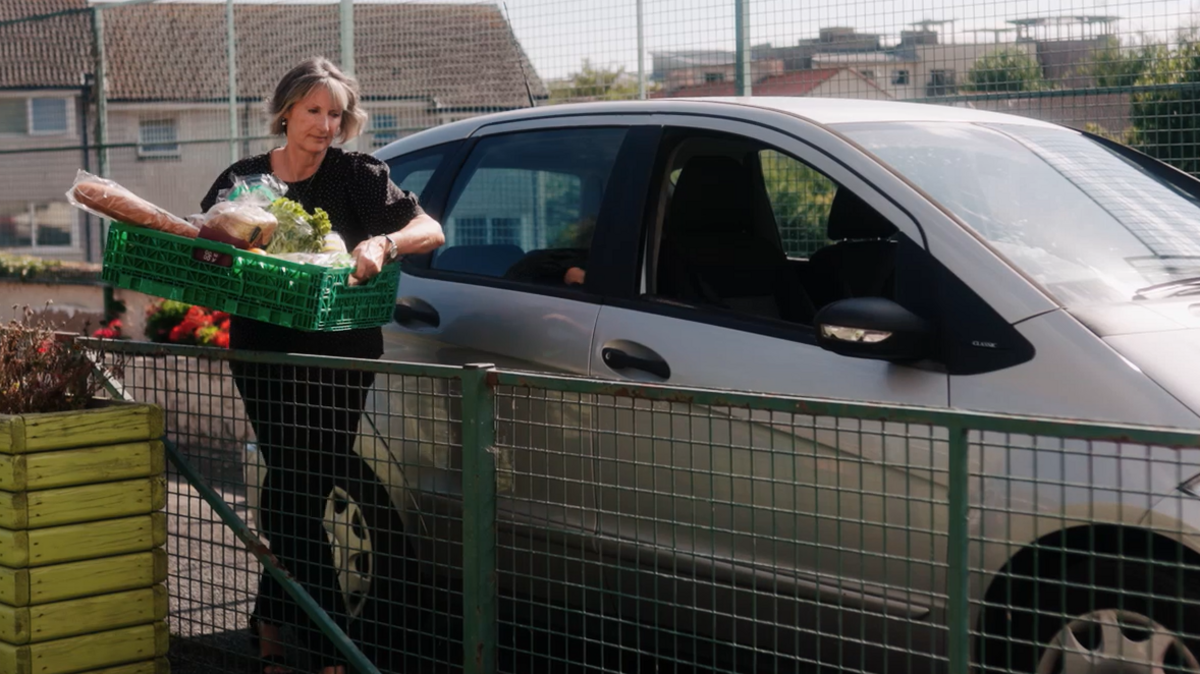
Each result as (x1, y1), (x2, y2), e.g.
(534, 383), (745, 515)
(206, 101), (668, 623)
(375, 117), (658, 608)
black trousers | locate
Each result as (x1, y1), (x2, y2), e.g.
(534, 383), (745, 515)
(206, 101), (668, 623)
(231, 360), (377, 664)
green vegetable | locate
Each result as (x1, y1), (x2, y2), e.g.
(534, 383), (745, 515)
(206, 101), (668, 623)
(266, 198), (332, 254)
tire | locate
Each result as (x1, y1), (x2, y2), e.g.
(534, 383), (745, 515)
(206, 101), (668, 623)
(979, 557), (1200, 674)
(318, 454), (412, 669)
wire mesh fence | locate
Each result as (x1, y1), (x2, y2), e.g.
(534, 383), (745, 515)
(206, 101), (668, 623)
(5, 0), (1200, 264)
(76, 339), (1200, 674)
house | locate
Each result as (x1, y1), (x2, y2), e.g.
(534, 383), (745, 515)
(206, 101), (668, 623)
(810, 52), (919, 99)
(0, 1), (545, 262)
(0, 0), (94, 258)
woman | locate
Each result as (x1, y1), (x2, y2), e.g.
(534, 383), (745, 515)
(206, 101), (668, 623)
(200, 57), (443, 674)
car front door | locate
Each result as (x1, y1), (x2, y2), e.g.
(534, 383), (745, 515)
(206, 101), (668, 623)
(587, 114), (950, 672)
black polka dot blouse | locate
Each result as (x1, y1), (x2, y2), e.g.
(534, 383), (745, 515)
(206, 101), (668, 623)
(200, 147), (424, 358)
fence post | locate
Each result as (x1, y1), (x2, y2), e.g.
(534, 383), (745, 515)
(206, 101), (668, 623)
(636, 0), (646, 100)
(460, 364), (497, 674)
(947, 424), (971, 673)
(734, 0), (751, 96)
(226, 0), (239, 164)
(90, 5), (109, 250)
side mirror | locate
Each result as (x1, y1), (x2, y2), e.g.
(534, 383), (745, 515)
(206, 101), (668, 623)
(814, 297), (933, 362)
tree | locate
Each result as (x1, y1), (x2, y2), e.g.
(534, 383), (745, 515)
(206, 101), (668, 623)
(548, 59), (644, 103)
(965, 49), (1045, 93)
(1130, 41), (1200, 174)
(1089, 42), (1163, 88)
(759, 151), (835, 257)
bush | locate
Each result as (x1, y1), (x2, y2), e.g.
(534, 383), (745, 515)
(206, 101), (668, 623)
(965, 49), (1045, 93)
(1130, 41), (1200, 175)
(0, 304), (122, 414)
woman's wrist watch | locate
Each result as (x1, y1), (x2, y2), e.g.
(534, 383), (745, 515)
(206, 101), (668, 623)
(382, 233), (401, 262)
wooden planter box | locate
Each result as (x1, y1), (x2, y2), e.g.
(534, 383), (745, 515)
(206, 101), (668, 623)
(0, 403), (163, 456)
(0, 401), (169, 674)
(0, 623), (168, 674)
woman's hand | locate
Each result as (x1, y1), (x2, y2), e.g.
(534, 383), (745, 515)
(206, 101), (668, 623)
(349, 215), (445, 285)
(349, 235), (389, 285)
(564, 267), (586, 285)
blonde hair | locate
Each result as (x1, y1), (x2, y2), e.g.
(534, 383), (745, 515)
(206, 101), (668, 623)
(268, 57), (368, 142)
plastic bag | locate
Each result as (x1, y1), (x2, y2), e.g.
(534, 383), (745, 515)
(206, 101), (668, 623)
(201, 200), (278, 249)
(66, 169), (198, 238)
(217, 174), (288, 208)
(199, 174), (288, 249)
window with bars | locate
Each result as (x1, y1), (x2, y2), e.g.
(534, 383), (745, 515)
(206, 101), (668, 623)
(138, 118), (180, 158)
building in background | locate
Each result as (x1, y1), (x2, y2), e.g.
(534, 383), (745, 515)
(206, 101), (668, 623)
(653, 16), (1118, 101)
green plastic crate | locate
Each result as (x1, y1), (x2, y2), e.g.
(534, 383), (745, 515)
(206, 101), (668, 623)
(101, 221), (400, 332)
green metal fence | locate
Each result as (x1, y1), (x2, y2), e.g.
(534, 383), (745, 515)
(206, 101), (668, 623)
(89, 338), (1200, 674)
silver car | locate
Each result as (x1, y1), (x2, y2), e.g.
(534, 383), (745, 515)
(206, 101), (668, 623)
(251, 98), (1200, 673)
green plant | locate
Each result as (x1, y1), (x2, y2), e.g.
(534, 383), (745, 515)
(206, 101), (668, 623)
(1130, 40), (1200, 175)
(0, 252), (63, 280)
(266, 198), (332, 254)
(0, 304), (121, 415)
(965, 49), (1045, 93)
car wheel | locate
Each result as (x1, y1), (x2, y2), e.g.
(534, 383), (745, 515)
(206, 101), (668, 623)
(981, 557), (1200, 674)
(317, 456), (411, 665)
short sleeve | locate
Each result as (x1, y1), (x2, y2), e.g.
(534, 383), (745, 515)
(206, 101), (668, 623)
(351, 154), (425, 237)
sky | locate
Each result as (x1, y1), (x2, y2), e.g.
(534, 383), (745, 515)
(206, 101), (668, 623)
(90, 0), (1199, 80)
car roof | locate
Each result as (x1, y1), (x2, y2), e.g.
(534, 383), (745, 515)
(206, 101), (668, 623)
(373, 96), (1062, 159)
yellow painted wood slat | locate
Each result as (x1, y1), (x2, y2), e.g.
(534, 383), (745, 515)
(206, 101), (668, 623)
(0, 585), (167, 645)
(0, 621), (167, 674)
(0, 550), (168, 607)
(0, 513), (166, 568)
(77, 657), (169, 674)
(0, 441), (164, 492)
(0, 477), (166, 530)
(0, 404), (164, 455)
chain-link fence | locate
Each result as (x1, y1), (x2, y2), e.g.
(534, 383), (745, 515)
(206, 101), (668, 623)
(3, 0), (1200, 263)
(86, 339), (1200, 674)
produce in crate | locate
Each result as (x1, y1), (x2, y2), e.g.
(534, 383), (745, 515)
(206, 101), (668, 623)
(66, 170), (198, 238)
(201, 201), (278, 249)
(265, 197), (353, 267)
(266, 197), (332, 253)
(199, 174), (282, 249)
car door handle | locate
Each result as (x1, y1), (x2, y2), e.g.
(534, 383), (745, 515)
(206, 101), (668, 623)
(601, 347), (671, 379)
(393, 297), (440, 328)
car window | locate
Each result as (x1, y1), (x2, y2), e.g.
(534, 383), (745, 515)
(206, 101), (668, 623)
(435, 127), (628, 288)
(760, 149), (835, 259)
(651, 129), (898, 324)
(386, 149), (445, 202)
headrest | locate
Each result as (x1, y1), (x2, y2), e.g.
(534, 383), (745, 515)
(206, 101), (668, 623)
(827, 188), (896, 241)
(666, 156), (754, 237)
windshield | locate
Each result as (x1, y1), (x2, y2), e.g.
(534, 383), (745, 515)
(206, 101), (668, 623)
(836, 121), (1200, 307)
